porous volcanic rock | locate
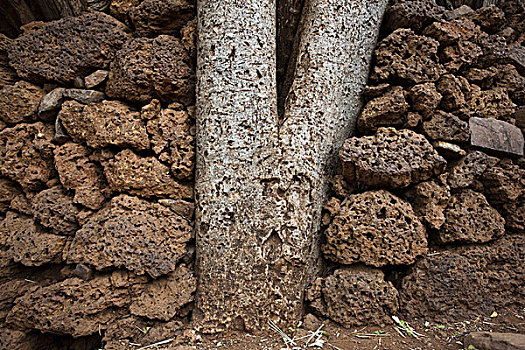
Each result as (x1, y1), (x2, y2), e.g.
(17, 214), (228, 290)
(436, 74), (471, 112)
(340, 128), (446, 189)
(58, 100), (150, 151)
(400, 235), (525, 321)
(104, 149), (193, 198)
(439, 189), (505, 244)
(357, 86), (409, 133)
(129, 0), (195, 37)
(54, 142), (108, 210)
(0, 81), (44, 124)
(480, 160), (524, 207)
(371, 28), (444, 84)
(306, 267), (399, 327)
(469, 6), (505, 34)
(66, 195), (193, 278)
(0, 34), (17, 88)
(181, 18), (197, 60)
(423, 17), (481, 45)
(0, 123), (55, 192)
(382, 0), (445, 33)
(1, 211), (67, 266)
(0, 178), (21, 213)
(323, 190), (427, 267)
(8, 12), (130, 84)
(447, 151), (499, 188)
(465, 88), (517, 121)
(110, 0), (140, 23)
(422, 110), (470, 142)
(130, 264), (196, 321)
(31, 186), (79, 236)
(106, 35), (195, 104)
(147, 108), (195, 180)
(6, 276), (130, 337)
(403, 179), (451, 230)
(440, 40), (483, 73)
(407, 82), (442, 116)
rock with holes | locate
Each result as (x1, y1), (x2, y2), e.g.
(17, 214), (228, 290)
(464, 88), (517, 122)
(340, 128), (446, 189)
(0, 34), (17, 88)
(371, 29), (444, 84)
(54, 143), (108, 210)
(8, 12), (129, 84)
(439, 190), (505, 244)
(403, 179), (451, 230)
(104, 149), (193, 198)
(59, 100), (150, 151)
(423, 17), (481, 45)
(323, 190), (427, 267)
(422, 110), (470, 142)
(6, 276), (130, 337)
(400, 235), (524, 322)
(436, 74), (471, 112)
(147, 108), (195, 180)
(31, 186), (79, 236)
(382, 0), (445, 33)
(469, 117), (524, 157)
(407, 82), (442, 116)
(306, 267), (399, 327)
(1, 211), (67, 266)
(447, 151), (499, 188)
(479, 159), (524, 207)
(357, 86), (409, 133)
(129, 0), (195, 37)
(0, 178), (21, 213)
(0, 123), (55, 192)
(66, 195), (193, 278)
(0, 81), (44, 124)
(440, 40), (483, 73)
(106, 35), (195, 104)
(130, 264), (196, 321)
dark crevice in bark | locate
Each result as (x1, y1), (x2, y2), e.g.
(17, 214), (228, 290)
(276, 0), (307, 120)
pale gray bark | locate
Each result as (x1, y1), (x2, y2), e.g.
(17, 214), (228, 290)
(195, 0), (387, 333)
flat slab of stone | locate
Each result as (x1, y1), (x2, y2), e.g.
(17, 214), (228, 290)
(470, 117), (524, 157)
(464, 331), (525, 350)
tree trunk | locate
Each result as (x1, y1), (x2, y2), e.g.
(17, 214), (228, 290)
(195, 0), (387, 333)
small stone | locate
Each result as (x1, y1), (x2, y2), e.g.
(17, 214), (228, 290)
(54, 117), (69, 143)
(157, 198), (194, 219)
(464, 332), (525, 350)
(437, 74), (471, 112)
(74, 264), (93, 280)
(63, 89), (105, 104)
(433, 141), (467, 159)
(357, 86), (409, 133)
(423, 18), (481, 46)
(407, 82), (442, 116)
(31, 186), (79, 236)
(130, 0), (195, 37)
(141, 99), (161, 120)
(73, 77), (85, 89)
(403, 180), (451, 230)
(84, 70), (109, 89)
(470, 117), (524, 157)
(422, 110), (470, 142)
(38, 87), (66, 116)
(443, 5), (474, 21)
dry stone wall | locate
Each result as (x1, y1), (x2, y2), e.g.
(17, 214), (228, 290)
(0, 1), (198, 348)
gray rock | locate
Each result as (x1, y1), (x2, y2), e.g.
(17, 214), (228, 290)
(464, 332), (525, 350)
(84, 70), (108, 89)
(63, 89), (105, 104)
(470, 117), (524, 157)
(38, 88), (66, 116)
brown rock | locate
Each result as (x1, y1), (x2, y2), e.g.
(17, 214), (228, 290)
(54, 142), (108, 210)
(440, 40), (483, 73)
(306, 267), (399, 327)
(31, 186), (79, 236)
(84, 69), (109, 89)
(400, 235), (524, 322)
(407, 82), (442, 116)
(480, 160), (524, 207)
(465, 88), (517, 122)
(129, 0), (195, 37)
(0, 34), (17, 88)
(141, 99), (161, 120)
(6, 276), (130, 337)
(469, 6), (505, 34)
(371, 29), (444, 84)
(464, 332), (525, 350)
(382, 0), (445, 33)
(439, 190), (505, 244)
(110, 0), (140, 23)
(158, 199), (195, 219)
(433, 141), (467, 159)
(66, 195), (193, 278)
(0, 81), (44, 124)
(340, 128), (446, 189)
(403, 179), (451, 230)
(0, 178), (21, 213)
(104, 149), (193, 199)
(181, 18), (197, 60)
(443, 5), (474, 21)
(106, 35), (195, 104)
(147, 108), (195, 180)
(470, 117), (524, 157)
(59, 100), (150, 151)
(8, 12), (129, 84)
(323, 190), (427, 267)
(436, 74), (471, 112)
(0, 123), (55, 192)
(423, 18), (481, 45)
(448, 151), (499, 189)
(62, 89), (105, 104)
(130, 265), (197, 321)
(357, 86), (409, 133)
(422, 110), (470, 142)
(1, 211), (67, 266)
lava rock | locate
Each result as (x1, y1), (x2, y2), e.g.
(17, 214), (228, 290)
(422, 110), (470, 142)
(423, 17), (481, 45)
(357, 86), (409, 133)
(38, 87), (66, 118)
(407, 82), (442, 116)
(0, 178), (21, 213)
(31, 186), (79, 236)
(306, 267), (399, 327)
(448, 151), (499, 188)
(106, 35), (195, 104)
(65, 195), (193, 278)
(469, 117), (524, 157)
(464, 88), (517, 121)
(340, 127), (446, 189)
(0, 81), (44, 124)
(436, 74), (471, 112)
(129, 0), (195, 37)
(8, 12), (130, 84)
(403, 179), (451, 230)
(382, 0), (445, 33)
(0, 34), (17, 88)
(104, 149), (193, 199)
(323, 190), (427, 267)
(58, 100), (150, 150)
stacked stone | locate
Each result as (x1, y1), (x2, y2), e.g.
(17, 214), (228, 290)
(309, 0), (525, 328)
(0, 1), (198, 348)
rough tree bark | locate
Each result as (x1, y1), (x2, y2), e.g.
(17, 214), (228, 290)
(195, 0), (387, 333)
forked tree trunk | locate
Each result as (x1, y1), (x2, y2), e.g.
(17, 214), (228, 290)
(194, 0), (387, 333)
